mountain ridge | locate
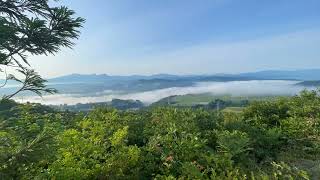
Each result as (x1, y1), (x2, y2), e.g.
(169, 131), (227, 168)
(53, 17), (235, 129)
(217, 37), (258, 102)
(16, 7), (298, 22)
(49, 69), (320, 82)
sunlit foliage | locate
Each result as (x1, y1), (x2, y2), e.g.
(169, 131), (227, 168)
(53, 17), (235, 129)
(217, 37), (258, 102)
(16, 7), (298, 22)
(1, 90), (320, 179)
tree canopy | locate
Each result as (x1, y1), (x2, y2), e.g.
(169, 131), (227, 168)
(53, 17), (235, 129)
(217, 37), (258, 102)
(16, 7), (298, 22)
(1, 90), (319, 179)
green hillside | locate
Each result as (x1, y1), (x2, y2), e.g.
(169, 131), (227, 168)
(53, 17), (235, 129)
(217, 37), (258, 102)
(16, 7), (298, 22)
(1, 1), (320, 179)
(1, 90), (319, 179)
(153, 93), (282, 106)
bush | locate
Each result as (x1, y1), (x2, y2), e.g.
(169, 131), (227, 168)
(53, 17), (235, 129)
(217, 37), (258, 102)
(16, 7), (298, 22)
(2, 90), (320, 179)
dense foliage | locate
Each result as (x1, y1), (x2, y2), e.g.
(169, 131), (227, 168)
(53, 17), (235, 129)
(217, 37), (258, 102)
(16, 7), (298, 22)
(1, 90), (320, 179)
(53, 99), (144, 112)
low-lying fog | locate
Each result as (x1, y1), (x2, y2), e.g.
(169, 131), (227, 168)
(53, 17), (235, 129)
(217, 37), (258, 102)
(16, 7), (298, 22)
(14, 80), (308, 105)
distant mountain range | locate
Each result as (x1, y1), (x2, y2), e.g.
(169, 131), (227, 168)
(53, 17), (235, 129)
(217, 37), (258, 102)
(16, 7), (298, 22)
(49, 73), (183, 83)
(1, 69), (320, 96)
(49, 69), (320, 83)
(235, 69), (320, 81)
(44, 69), (320, 94)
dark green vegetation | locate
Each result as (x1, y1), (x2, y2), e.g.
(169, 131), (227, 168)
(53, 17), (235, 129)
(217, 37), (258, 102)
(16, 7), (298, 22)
(54, 99), (144, 112)
(151, 94), (281, 113)
(153, 93), (279, 106)
(51, 94), (267, 112)
(1, 90), (319, 179)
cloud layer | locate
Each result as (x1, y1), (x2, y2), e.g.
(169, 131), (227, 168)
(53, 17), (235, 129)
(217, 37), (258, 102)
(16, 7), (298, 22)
(15, 80), (306, 105)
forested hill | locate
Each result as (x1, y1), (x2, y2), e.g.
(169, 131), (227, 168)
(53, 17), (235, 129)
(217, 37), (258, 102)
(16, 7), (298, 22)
(296, 80), (320, 87)
(1, 89), (319, 179)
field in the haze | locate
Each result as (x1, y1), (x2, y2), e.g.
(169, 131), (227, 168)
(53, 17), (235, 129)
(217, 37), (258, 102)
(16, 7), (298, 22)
(171, 93), (281, 106)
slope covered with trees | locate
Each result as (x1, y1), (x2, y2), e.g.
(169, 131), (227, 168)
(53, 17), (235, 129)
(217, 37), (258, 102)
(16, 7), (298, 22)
(1, 90), (319, 179)
(1, 1), (319, 180)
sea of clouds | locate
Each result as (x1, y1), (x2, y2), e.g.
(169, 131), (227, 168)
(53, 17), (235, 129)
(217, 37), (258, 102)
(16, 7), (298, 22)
(14, 80), (307, 105)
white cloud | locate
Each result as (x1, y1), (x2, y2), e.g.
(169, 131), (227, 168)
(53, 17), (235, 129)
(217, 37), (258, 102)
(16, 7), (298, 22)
(16, 80), (306, 105)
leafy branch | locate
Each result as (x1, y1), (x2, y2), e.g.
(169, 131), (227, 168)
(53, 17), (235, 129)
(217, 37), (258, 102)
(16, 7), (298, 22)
(3, 69), (57, 99)
(0, 0), (84, 98)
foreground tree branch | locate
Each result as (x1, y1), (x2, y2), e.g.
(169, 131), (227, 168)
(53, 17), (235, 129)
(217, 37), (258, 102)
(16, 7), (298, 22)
(3, 68), (57, 99)
(0, 0), (85, 98)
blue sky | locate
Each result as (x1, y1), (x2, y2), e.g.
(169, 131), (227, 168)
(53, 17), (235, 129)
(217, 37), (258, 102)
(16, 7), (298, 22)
(30, 0), (320, 77)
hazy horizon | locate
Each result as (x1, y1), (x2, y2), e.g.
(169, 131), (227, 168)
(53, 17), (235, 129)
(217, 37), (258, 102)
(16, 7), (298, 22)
(31, 68), (320, 79)
(24, 0), (320, 78)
